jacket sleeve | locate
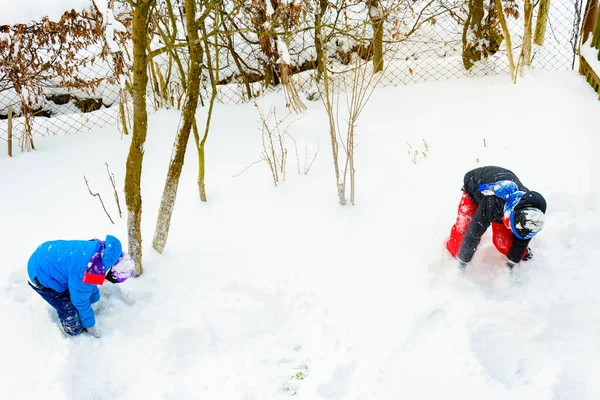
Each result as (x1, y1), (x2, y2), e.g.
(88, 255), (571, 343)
(68, 278), (96, 328)
(457, 197), (494, 263)
(507, 237), (530, 264)
(90, 286), (100, 304)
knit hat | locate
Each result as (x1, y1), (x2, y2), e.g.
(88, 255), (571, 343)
(479, 182), (547, 240)
(512, 207), (545, 240)
(105, 252), (135, 284)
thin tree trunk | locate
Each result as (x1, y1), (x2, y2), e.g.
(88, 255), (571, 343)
(462, 0), (475, 70)
(257, 0), (279, 87)
(7, 105), (12, 157)
(534, 0), (550, 45)
(521, 0), (534, 70)
(314, 0), (327, 81)
(125, 0), (154, 275)
(593, 9), (600, 48)
(582, 0), (598, 44)
(348, 124), (355, 205)
(316, 8), (345, 205)
(494, 0), (516, 80)
(152, 0), (203, 254)
(196, 7), (219, 202)
(462, 0), (485, 70)
(198, 91), (216, 202)
(119, 102), (129, 135)
(369, 0), (384, 73)
(147, 41), (162, 108)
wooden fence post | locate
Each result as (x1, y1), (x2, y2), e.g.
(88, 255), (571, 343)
(7, 105), (12, 157)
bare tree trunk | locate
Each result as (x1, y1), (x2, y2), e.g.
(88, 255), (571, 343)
(7, 105), (12, 157)
(462, 0), (479, 70)
(462, 0), (503, 70)
(125, 0), (154, 275)
(194, 6), (220, 202)
(152, 0), (203, 254)
(494, 0), (516, 80)
(256, 0), (280, 87)
(348, 124), (355, 204)
(316, 11), (345, 205)
(462, 0), (483, 69)
(369, 0), (384, 73)
(314, 0), (328, 81)
(583, 0), (598, 44)
(343, 59), (380, 205)
(197, 90), (216, 202)
(594, 9), (600, 49)
(521, 0), (534, 70)
(534, 0), (550, 45)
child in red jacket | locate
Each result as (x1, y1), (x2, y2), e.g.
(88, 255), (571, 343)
(446, 166), (547, 270)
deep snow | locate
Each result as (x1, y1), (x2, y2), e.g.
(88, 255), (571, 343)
(1, 70), (600, 400)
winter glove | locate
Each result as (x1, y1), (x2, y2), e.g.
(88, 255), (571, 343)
(522, 247), (533, 262)
(85, 325), (101, 338)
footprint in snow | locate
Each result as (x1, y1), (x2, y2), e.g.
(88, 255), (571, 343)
(317, 362), (357, 399)
(514, 357), (537, 385)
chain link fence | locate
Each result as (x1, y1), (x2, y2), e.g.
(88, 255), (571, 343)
(0, 42), (122, 150)
(211, 0), (584, 103)
(0, 0), (584, 152)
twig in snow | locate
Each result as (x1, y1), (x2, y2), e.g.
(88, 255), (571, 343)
(232, 159), (264, 178)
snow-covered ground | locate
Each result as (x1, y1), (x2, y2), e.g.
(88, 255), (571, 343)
(1, 70), (600, 400)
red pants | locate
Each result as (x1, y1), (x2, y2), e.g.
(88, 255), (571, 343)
(446, 192), (514, 258)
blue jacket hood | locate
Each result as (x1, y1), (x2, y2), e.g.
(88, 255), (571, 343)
(102, 235), (122, 269)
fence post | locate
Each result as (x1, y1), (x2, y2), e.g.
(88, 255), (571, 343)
(7, 105), (12, 157)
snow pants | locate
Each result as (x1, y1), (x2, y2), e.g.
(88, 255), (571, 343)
(446, 191), (515, 259)
(28, 282), (83, 336)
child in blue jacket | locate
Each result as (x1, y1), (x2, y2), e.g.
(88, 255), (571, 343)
(27, 235), (134, 337)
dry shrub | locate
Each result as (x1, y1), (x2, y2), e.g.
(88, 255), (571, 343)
(0, 6), (128, 149)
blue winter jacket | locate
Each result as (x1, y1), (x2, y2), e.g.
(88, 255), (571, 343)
(27, 235), (122, 328)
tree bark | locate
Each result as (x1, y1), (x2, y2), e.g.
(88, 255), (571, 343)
(593, 8), (600, 49)
(314, 0), (327, 81)
(521, 0), (534, 69)
(125, 0), (154, 275)
(369, 0), (384, 73)
(462, 0), (483, 70)
(152, 0), (203, 254)
(534, 0), (550, 45)
(321, 75), (346, 205)
(7, 105), (12, 157)
(195, 6), (220, 202)
(462, 0), (502, 70)
(494, 0), (516, 79)
(197, 91), (215, 202)
(582, 0), (598, 44)
(257, 0), (280, 87)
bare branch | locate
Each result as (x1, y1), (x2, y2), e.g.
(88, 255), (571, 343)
(105, 162), (123, 219)
(84, 175), (115, 224)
